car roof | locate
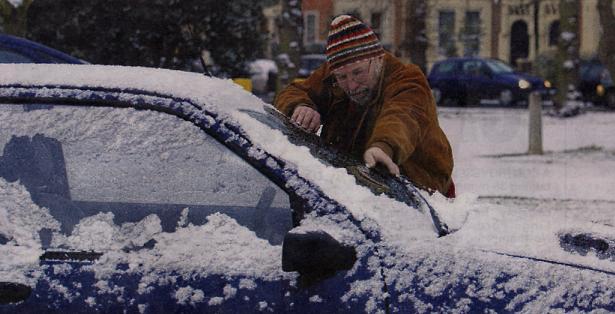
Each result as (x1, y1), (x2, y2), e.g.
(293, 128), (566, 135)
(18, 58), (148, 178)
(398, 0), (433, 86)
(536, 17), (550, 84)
(301, 54), (327, 60)
(434, 57), (508, 64)
(0, 33), (86, 64)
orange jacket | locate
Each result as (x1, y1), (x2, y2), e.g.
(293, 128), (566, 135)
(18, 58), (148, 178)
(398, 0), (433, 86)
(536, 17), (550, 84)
(274, 53), (454, 195)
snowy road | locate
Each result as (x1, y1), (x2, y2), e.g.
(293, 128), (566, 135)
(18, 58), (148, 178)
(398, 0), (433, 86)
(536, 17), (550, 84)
(439, 107), (615, 203)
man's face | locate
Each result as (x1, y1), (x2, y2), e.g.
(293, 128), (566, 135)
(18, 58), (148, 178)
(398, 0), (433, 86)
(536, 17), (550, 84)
(332, 57), (382, 106)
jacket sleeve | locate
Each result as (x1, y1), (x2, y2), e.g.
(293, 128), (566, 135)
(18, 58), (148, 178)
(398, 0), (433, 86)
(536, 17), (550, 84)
(274, 63), (331, 116)
(366, 64), (437, 164)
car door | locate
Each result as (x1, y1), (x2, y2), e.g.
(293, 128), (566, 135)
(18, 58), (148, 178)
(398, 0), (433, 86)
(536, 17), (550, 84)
(460, 60), (498, 105)
(0, 88), (387, 313)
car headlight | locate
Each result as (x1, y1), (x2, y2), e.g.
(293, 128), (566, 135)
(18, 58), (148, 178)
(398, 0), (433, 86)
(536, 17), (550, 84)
(518, 79), (531, 89)
(544, 80), (552, 88)
(596, 84), (605, 96)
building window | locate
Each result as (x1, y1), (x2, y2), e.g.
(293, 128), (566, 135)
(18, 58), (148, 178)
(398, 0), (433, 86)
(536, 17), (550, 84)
(371, 12), (382, 39)
(549, 20), (560, 46)
(438, 11), (456, 57)
(461, 11), (481, 57)
(304, 12), (318, 45)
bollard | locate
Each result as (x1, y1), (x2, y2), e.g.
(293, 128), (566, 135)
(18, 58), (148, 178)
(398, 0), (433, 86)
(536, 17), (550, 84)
(528, 91), (543, 155)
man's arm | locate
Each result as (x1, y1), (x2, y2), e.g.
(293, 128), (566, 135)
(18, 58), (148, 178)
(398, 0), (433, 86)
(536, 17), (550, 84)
(274, 63), (331, 132)
(366, 63), (436, 165)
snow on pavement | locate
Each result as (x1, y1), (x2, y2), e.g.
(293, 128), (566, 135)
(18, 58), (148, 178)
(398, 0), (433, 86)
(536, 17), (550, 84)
(440, 107), (615, 201)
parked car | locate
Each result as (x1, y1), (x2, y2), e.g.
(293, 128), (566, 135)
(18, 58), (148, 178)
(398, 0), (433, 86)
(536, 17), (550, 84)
(295, 54), (327, 82)
(0, 64), (613, 313)
(0, 33), (85, 64)
(249, 59), (278, 98)
(428, 57), (553, 106)
(578, 60), (615, 108)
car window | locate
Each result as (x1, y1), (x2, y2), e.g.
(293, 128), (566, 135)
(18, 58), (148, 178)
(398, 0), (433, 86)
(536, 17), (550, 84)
(461, 60), (484, 75)
(484, 59), (514, 74)
(0, 103), (292, 246)
(0, 48), (35, 63)
(431, 61), (457, 75)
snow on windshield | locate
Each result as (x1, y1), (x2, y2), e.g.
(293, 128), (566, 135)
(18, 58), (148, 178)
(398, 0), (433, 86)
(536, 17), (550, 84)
(0, 63), (438, 246)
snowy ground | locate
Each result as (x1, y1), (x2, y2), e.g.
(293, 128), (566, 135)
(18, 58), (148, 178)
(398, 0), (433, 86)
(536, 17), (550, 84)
(439, 106), (615, 205)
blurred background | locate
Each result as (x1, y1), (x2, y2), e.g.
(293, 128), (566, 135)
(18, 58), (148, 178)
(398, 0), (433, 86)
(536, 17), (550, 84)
(2, 0), (615, 110)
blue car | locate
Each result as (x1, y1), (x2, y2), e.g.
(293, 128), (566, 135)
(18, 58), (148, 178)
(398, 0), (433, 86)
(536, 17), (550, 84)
(0, 64), (613, 313)
(0, 33), (85, 64)
(428, 57), (553, 106)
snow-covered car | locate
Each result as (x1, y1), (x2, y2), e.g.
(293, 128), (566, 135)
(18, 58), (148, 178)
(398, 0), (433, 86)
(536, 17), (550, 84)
(0, 64), (613, 313)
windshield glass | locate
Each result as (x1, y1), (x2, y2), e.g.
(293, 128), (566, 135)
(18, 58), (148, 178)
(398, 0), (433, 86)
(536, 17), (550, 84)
(484, 59), (514, 74)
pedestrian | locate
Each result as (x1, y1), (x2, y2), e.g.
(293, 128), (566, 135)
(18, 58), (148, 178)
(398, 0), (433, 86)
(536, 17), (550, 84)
(274, 15), (455, 197)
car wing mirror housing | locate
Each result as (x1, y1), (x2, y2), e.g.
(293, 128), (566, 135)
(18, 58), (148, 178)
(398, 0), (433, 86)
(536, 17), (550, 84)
(282, 230), (357, 276)
(0, 282), (31, 304)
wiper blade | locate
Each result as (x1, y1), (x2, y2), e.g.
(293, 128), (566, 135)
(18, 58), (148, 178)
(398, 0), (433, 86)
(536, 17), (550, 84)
(40, 250), (103, 262)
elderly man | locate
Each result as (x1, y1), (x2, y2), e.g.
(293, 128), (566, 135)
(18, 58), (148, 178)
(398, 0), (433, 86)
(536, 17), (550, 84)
(275, 15), (455, 197)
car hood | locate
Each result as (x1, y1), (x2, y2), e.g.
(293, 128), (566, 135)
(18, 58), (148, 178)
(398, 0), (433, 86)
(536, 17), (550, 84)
(427, 195), (615, 274)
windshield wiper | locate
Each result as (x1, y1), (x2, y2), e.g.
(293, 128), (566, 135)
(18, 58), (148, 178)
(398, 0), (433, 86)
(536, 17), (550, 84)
(40, 250), (103, 262)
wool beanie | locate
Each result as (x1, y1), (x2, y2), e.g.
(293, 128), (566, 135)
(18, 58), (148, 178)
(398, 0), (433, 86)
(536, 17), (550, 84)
(325, 15), (385, 71)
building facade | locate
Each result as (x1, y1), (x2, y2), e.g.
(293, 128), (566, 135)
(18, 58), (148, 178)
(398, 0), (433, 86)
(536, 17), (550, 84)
(264, 0), (610, 71)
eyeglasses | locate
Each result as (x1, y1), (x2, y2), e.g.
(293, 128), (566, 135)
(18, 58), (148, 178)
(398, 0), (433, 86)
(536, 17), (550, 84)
(333, 58), (374, 86)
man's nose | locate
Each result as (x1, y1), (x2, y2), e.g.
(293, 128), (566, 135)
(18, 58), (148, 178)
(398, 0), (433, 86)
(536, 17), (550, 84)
(347, 78), (361, 92)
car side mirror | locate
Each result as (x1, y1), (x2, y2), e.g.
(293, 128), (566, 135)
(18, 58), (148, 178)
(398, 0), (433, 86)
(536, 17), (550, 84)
(0, 282), (31, 304)
(282, 230), (357, 277)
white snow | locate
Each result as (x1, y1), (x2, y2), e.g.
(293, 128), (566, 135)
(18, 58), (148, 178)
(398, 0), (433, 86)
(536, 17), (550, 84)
(0, 178), (60, 285)
(7, 0), (23, 7)
(175, 286), (205, 306)
(1, 64), (614, 311)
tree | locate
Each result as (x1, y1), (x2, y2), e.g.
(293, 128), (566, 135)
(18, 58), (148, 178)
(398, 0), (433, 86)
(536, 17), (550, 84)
(0, 0), (33, 36)
(26, 0), (266, 76)
(554, 0), (581, 110)
(402, 0), (428, 72)
(597, 0), (615, 93)
(275, 0), (303, 86)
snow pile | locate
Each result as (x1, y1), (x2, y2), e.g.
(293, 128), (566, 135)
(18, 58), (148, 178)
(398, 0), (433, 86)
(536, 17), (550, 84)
(0, 178), (60, 284)
(87, 212), (287, 282)
(52, 213), (162, 251)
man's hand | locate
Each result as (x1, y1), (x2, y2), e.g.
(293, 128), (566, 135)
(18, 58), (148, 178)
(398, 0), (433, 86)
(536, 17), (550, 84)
(291, 105), (321, 133)
(364, 147), (400, 176)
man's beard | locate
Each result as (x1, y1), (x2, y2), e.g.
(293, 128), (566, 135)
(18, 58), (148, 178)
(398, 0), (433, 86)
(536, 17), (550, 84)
(349, 87), (373, 106)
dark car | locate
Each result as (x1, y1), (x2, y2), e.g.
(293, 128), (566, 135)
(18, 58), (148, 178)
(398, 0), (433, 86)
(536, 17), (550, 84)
(0, 64), (613, 313)
(578, 60), (615, 108)
(0, 33), (85, 64)
(428, 57), (553, 107)
(295, 54), (327, 81)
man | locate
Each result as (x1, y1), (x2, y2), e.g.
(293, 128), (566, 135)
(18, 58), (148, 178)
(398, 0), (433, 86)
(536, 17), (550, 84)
(275, 15), (455, 197)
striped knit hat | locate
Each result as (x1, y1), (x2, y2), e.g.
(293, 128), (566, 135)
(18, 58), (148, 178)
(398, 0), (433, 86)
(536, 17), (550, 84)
(325, 15), (385, 71)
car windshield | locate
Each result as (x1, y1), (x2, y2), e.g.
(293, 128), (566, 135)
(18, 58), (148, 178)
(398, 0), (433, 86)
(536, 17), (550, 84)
(484, 59), (514, 73)
(240, 106), (425, 211)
